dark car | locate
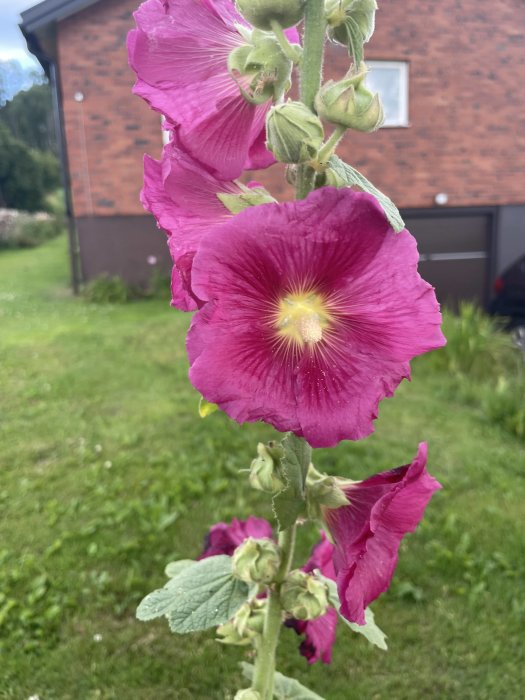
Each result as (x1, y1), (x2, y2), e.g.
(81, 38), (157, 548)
(490, 253), (525, 348)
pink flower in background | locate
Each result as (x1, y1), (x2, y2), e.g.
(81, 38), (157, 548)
(128, 0), (298, 179)
(199, 516), (273, 559)
(323, 443), (441, 625)
(141, 136), (249, 310)
(187, 187), (446, 448)
(286, 533), (338, 664)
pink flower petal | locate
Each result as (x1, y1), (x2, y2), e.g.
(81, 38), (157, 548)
(323, 443), (442, 624)
(199, 516), (273, 558)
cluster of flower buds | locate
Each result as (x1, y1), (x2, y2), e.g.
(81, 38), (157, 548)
(232, 537), (281, 584)
(235, 689), (261, 700)
(316, 64), (384, 132)
(236, 0), (306, 31)
(266, 101), (324, 163)
(217, 599), (266, 646)
(281, 570), (330, 620)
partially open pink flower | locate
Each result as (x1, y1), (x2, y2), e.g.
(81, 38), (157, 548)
(141, 137), (247, 310)
(187, 187), (446, 447)
(323, 443), (441, 625)
(199, 516), (273, 559)
(286, 533), (338, 664)
(128, 0), (298, 179)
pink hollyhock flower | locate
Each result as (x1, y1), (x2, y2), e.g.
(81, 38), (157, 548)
(323, 443), (441, 625)
(187, 187), (446, 447)
(286, 533), (338, 664)
(199, 516), (273, 559)
(141, 136), (250, 310)
(128, 0), (298, 179)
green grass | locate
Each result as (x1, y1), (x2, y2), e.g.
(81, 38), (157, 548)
(1, 236), (524, 699)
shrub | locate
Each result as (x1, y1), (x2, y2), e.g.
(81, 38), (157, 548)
(430, 302), (516, 379)
(83, 274), (129, 304)
(0, 208), (64, 249)
(482, 374), (525, 441)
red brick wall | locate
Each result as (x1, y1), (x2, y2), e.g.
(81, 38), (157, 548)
(57, 0), (162, 217)
(58, 0), (525, 215)
(256, 0), (525, 208)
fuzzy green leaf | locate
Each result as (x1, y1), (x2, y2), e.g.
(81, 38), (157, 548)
(164, 559), (194, 578)
(315, 571), (387, 650)
(137, 555), (251, 634)
(241, 662), (326, 699)
(272, 433), (311, 530)
(328, 155), (405, 232)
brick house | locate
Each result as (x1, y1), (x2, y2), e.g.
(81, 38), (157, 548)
(21, 0), (525, 305)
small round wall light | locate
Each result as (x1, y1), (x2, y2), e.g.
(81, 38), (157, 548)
(434, 192), (448, 206)
(74, 91), (85, 103)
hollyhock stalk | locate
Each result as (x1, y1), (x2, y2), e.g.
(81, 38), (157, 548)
(251, 3), (327, 696)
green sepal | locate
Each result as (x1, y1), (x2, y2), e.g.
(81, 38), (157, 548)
(328, 155), (405, 232)
(272, 433), (311, 530)
(241, 662), (326, 699)
(136, 555), (253, 634)
(217, 186), (276, 215)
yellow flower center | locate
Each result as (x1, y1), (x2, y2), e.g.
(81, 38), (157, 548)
(274, 291), (332, 347)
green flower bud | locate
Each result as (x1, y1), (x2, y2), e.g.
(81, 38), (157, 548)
(217, 600), (266, 646)
(232, 537), (281, 584)
(235, 690), (261, 700)
(266, 101), (324, 164)
(249, 442), (285, 493)
(281, 570), (330, 620)
(315, 66), (384, 132)
(228, 33), (293, 105)
(326, 0), (377, 56)
(236, 0), (305, 31)
(306, 463), (349, 519)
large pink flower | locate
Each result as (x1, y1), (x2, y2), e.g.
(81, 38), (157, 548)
(198, 516), (273, 559)
(141, 136), (247, 310)
(128, 0), (298, 179)
(286, 533), (338, 665)
(187, 187), (446, 447)
(323, 443), (441, 625)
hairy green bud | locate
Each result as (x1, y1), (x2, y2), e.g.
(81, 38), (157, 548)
(315, 66), (384, 132)
(281, 570), (330, 620)
(217, 600), (266, 646)
(232, 537), (281, 584)
(249, 442), (285, 493)
(236, 0), (305, 31)
(266, 101), (324, 163)
(326, 0), (377, 62)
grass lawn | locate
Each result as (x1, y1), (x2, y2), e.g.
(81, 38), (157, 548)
(1, 236), (524, 699)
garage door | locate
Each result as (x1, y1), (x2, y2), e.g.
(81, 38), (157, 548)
(402, 210), (494, 310)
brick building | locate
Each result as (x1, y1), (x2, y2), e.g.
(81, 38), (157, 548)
(21, 0), (525, 305)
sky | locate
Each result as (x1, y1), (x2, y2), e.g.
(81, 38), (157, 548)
(0, 0), (42, 68)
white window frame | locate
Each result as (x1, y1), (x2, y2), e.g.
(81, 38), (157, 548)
(366, 60), (409, 128)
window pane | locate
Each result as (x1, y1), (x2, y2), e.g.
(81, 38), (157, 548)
(365, 62), (408, 127)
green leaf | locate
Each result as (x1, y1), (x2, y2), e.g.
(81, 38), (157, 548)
(240, 662), (326, 700)
(328, 155), (405, 233)
(164, 559), (194, 578)
(272, 433), (312, 530)
(344, 16), (364, 67)
(136, 555), (251, 634)
(345, 607), (388, 650)
(217, 187), (276, 215)
(315, 571), (387, 650)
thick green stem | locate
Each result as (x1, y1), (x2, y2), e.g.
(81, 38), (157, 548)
(296, 0), (327, 200)
(251, 525), (297, 699)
